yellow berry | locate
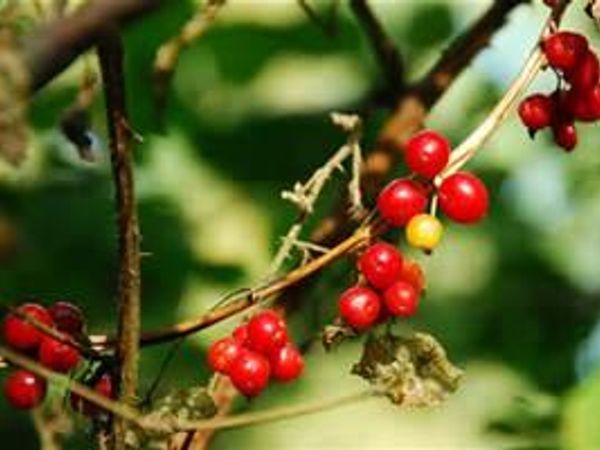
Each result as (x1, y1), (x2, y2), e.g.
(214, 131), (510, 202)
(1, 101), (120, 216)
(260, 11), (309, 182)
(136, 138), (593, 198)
(406, 214), (443, 251)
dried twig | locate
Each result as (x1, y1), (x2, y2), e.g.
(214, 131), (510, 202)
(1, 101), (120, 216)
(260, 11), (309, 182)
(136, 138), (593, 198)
(153, 0), (226, 111)
(98, 32), (141, 450)
(271, 113), (363, 272)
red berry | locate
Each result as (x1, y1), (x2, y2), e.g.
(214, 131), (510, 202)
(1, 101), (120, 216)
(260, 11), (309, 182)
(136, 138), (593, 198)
(246, 310), (288, 355)
(518, 94), (554, 131)
(232, 324), (249, 345)
(543, 31), (588, 72)
(2, 303), (54, 351)
(564, 86), (600, 122)
(357, 242), (403, 290)
(71, 373), (114, 416)
(438, 172), (489, 224)
(399, 259), (426, 295)
(4, 370), (46, 410)
(565, 50), (600, 91)
(48, 301), (85, 335)
(207, 336), (243, 374)
(543, 0), (557, 6)
(404, 130), (451, 179)
(338, 286), (381, 331)
(383, 280), (419, 317)
(229, 350), (271, 397)
(270, 343), (304, 382)
(39, 335), (80, 373)
(552, 120), (577, 151)
(377, 178), (429, 227)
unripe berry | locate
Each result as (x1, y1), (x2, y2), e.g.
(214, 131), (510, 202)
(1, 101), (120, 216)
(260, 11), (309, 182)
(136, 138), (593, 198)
(4, 370), (47, 410)
(70, 373), (114, 416)
(39, 335), (81, 373)
(377, 178), (429, 227)
(552, 120), (577, 151)
(438, 172), (489, 224)
(543, 31), (588, 72)
(518, 94), (554, 132)
(48, 301), (85, 335)
(270, 343), (304, 382)
(246, 310), (288, 355)
(338, 286), (381, 331)
(405, 214), (443, 251)
(404, 130), (451, 179)
(357, 242), (403, 290)
(2, 303), (54, 351)
(229, 350), (271, 397)
(207, 336), (243, 374)
(383, 281), (419, 317)
(565, 50), (600, 91)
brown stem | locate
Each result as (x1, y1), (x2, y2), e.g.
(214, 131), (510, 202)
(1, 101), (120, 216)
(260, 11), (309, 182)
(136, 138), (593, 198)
(91, 224), (372, 348)
(98, 32), (141, 450)
(350, 0), (404, 94)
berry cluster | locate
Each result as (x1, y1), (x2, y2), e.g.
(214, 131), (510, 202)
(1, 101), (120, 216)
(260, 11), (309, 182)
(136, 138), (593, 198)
(2, 302), (84, 409)
(338, 242), (424, 331)
(207, 309), (304, 397)
(378, 130), (489, 252)
(519, 31), (600, 151)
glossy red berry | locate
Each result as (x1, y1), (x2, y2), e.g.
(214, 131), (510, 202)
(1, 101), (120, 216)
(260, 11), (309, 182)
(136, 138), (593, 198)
(246, 310), (288, 355)
(4, 370), (47, 410)
(404, 130), (451, 179)
(518, 94), (554, 132)
(2, 303), (54, 351)
(270, 343), (304, 382)
(377, 178), (429, 227)
(232, 324), (249, 345)
(229, 350), (271, 397)
(564, 86), (600, 122)
(357, 242), (403, 290)
(71, 373), (114, 416)
(438, 172), (489, 224)
(207, 336), (243, 374)
(48, 302), (85, 335)
(39, 335), (80, 373)
(552, 120), (577, 151)
(383, 280), (419, 317)
(565, 50), (600, 91)
(338, 286), (381, 331)
(543, 31), (588, 72)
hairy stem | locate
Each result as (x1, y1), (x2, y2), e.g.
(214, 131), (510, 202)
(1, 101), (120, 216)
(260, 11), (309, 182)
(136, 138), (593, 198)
(98, 32), (141, 450)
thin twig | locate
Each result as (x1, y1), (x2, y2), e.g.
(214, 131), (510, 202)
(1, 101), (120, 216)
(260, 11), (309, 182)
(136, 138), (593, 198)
(350, 0), (404, 94)
(98, 32), (141, 450)
(153, 0), (226, 111)
(90, 223), (372, 348)
(0, 345), (374, 435)
(297, 0), (339, 37)
(168, 390), (373, 432)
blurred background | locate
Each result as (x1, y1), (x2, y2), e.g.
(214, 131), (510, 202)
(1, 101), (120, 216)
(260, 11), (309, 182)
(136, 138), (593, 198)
(2, 0), (600, 448)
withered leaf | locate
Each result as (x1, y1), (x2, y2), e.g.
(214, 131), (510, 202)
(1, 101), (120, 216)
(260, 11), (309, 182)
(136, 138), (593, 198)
(352, 331), (463, 407)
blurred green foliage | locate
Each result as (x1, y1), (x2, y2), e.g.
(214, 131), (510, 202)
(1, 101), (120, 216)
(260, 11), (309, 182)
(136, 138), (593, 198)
(2, 1), (600, 449)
